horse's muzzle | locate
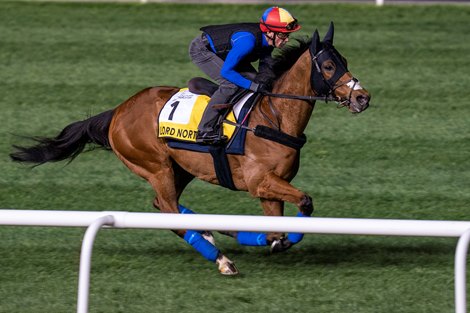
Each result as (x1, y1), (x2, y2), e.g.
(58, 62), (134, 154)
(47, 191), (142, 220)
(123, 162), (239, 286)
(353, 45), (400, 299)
(350, 94), (370, 113)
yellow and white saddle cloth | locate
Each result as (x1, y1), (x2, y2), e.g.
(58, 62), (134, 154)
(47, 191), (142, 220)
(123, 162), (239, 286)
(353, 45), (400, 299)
(158, 88), (252, 143)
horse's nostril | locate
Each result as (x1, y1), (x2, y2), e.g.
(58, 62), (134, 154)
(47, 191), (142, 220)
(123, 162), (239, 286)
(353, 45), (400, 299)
(357, 95), (370, 106)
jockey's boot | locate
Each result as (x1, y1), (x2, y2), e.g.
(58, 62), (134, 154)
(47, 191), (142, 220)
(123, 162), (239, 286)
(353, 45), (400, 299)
(196, 104), (227, 145)
(196, 132), (225, 145)
(196, 124), (227, 145)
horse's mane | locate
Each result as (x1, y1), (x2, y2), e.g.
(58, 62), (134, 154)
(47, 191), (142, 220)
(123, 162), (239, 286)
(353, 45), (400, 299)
(272, 36), (312, 76)
(256, 36), (312, 86)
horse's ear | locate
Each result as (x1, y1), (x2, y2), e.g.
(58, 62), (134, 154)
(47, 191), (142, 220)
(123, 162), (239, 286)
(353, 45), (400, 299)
(311, 29), (321, 53)
(323, 21), (335, 44)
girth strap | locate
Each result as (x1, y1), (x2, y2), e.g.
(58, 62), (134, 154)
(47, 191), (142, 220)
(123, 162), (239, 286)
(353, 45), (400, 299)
(253, 125), (307, 150)
(208, 145), (237, 190)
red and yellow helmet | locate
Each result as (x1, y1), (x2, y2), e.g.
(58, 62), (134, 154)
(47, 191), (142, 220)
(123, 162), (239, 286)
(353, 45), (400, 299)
(260, 6), (301, 33)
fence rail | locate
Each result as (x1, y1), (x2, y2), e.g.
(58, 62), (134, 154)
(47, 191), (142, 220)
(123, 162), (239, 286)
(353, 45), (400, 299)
(28, 0), (470, 5)
(0, 209), (469, 313)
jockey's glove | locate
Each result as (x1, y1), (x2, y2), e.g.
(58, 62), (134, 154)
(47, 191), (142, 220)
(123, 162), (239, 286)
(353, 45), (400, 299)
(249, 82), (270, 94)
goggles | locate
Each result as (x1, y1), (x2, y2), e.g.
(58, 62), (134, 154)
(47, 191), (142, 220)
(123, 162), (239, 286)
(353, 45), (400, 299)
(276, 32), (290, 40)
(286, 19), (298, 31)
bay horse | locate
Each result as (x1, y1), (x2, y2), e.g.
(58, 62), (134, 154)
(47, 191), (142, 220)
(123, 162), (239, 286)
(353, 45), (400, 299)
(10, 23), (370, 275)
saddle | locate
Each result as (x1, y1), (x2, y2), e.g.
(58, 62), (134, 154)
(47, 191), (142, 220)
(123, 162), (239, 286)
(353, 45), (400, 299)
(187, 77), (218, 97)
(187, 77), (252, 108)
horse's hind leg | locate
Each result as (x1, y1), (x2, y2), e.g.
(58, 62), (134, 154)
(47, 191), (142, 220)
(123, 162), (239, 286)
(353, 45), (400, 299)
(121, 157), (238, 274)
(148, 161), (238, 275)
(153, 163), (216, 245)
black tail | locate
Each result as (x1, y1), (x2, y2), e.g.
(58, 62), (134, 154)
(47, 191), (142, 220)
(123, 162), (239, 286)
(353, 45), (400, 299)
(10, 109), (115, 165)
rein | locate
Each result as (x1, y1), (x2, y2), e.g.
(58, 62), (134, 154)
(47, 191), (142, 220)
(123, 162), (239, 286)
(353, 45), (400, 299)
(262, 92), (337, 105)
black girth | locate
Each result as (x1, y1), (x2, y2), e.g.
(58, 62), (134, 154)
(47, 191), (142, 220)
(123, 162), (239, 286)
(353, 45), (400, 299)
(253, 126), (306, 150)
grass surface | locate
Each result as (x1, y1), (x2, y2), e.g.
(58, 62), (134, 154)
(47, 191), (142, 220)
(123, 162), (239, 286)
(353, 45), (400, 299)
(1, 2), (470, 313)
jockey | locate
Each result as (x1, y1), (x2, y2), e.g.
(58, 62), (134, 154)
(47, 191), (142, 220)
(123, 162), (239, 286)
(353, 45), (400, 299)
(189, 6), (301, 145)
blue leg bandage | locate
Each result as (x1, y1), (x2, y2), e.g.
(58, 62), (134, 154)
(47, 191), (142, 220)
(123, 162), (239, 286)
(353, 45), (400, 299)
(179, 204), (218, 261)
(287, 212), (311, 244)
(178, 204), (203, 234)
(178, 204), (195, 214)
(237, 232), (267, 246)
(184, 230), (219, 262)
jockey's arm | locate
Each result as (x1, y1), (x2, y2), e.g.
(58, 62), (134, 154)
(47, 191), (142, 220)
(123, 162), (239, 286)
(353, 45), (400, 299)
(220, 32), (257, 90)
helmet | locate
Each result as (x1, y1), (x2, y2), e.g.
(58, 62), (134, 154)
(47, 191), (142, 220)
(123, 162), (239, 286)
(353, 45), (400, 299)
(260, 6), (301, 33)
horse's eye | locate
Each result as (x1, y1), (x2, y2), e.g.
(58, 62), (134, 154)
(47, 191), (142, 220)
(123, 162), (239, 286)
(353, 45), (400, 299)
(324, 64), (334, 71)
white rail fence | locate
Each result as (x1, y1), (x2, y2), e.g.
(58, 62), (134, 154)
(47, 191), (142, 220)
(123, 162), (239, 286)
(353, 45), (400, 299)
(0, 209), (469, 313)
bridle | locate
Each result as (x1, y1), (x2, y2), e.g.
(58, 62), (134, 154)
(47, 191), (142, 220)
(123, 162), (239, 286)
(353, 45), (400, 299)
(230, 43), (360, 133)
(263, 44), (358, 108)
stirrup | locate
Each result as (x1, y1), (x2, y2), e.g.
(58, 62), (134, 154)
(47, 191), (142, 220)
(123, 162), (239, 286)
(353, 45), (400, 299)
(196, 131), (227, 145)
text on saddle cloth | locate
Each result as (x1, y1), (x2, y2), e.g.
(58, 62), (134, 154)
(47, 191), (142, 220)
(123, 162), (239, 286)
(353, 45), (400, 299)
(158, 88), (252, 143)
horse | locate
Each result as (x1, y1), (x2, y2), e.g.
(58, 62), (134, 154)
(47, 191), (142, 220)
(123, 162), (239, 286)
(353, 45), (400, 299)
(10, 23), (370, 275)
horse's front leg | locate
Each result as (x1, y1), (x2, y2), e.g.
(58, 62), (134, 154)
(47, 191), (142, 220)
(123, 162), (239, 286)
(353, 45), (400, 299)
(231, 199), (286, 250)
(260, 199), (293, 253)
(252, 172), (314, 216)
(260, 198), (285, 243)
(249, 173), (313, 251)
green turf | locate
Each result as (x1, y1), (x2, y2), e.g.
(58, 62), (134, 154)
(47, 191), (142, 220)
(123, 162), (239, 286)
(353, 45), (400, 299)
(1, 2), (469, 313)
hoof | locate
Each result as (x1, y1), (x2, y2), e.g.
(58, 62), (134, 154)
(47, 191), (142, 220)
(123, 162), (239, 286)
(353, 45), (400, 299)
(270, 237), (293, 253)
(202, 231), (216, 245)
(216, 255), (239, 276)
(299, 195), (314, 216)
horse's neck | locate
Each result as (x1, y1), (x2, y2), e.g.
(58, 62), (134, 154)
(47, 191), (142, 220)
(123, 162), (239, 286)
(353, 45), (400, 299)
(271, 52), (314, 137)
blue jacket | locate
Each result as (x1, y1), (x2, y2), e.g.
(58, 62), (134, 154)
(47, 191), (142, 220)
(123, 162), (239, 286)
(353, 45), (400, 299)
(201, 23), (273, 89)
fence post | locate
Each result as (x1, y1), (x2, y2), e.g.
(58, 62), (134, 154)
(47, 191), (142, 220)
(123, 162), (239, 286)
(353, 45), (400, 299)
(455, 229), (470, 313)
(77, 215), (115, 313)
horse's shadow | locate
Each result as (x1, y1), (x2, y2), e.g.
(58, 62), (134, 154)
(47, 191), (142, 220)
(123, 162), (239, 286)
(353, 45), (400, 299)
(91, 233), (455, 276)
(220, 236), (455, 269)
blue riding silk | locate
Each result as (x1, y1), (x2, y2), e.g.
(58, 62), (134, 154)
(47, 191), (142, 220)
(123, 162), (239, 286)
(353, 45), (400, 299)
(205, 31), (270, 89)
(287, 212), (311, 244)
